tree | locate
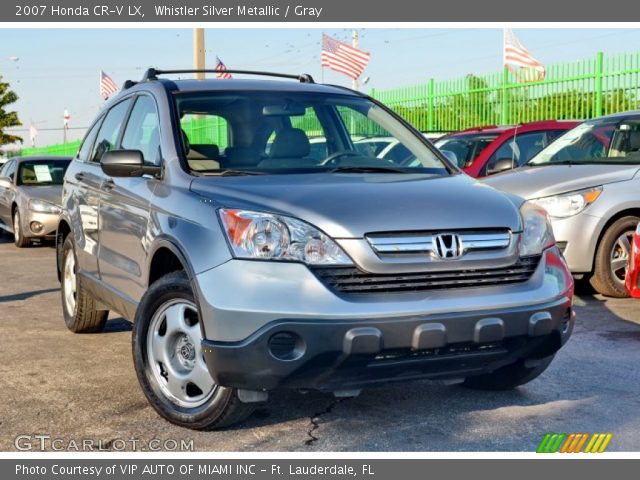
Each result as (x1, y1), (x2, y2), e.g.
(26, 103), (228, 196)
(0, 75), (22, 145)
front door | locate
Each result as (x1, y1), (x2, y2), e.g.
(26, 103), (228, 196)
(97, 94), (161, 302)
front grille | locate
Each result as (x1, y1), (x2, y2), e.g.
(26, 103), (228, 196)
(366, 229), (511, 257)
(311, 255), (540, 294)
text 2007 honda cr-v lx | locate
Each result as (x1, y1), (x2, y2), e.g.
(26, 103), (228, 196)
(56, 68), (575, 430)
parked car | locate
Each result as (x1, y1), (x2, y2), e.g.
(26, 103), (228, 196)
(435, 120), (580, 178)
(57, 68), (575, 430)
(624, 223), (640, 298)
(309, 134), (444, 166)
(485, 112), (640, 297)
(0, 156), (71, 247)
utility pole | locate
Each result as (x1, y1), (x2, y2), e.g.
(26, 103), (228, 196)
(352, 29), (359, 91)
(193, 28), (205, 79)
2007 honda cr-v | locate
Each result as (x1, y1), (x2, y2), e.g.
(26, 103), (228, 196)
(57, 68), (575, 430)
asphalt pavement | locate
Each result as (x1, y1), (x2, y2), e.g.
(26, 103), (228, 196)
(1, 233), (639, 452)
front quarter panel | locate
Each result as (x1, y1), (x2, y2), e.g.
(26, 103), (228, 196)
(147, 180), (233, 286)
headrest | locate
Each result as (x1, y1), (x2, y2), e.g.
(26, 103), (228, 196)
(269, 129), (310, 159)
(629, 129), (640, 151)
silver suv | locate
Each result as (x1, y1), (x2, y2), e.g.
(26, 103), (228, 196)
(57, 69), (575, 430)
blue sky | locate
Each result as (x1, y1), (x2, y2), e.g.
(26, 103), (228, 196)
(1, 27), (640, 146)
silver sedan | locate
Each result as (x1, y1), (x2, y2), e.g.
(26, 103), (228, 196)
(485, 111), (640, 297)
(0, 156), (71, 247)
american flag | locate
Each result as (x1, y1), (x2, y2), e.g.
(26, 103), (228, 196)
(504, 29), (545, 82)
(215, 56), (232, 79)
(321, 34), (370, 80)
(100, 70), (119, 100)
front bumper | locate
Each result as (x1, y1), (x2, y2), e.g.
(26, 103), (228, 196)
(203, 299), (574, 391)
(21, 210), (59, 238)
(550, 212), (604, 273)
(196, 248), (574, 392)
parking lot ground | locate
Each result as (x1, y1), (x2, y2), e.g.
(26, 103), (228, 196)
(1, 234), (640, 452)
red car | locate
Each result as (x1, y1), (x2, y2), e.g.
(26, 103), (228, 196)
(625, 224), (640, 298)
(435, 120), (581, 178)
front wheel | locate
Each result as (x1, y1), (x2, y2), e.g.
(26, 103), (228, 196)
(590, 216), (639, 297)
(463, 355), (555, 390)
(132, 271), (255, 430)
(13, 209), (30, 248)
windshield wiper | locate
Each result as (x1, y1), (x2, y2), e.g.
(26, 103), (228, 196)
(203, 169), (267, 176)
(326, 165), (409, 174)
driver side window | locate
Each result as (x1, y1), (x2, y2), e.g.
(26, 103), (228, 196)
(89, 99), (132, 164)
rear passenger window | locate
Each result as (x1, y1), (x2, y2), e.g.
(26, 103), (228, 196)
(89, 99), (132, 163)
(77, 118), (103, 162)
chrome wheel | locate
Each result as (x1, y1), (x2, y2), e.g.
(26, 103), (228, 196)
(147, 299), (216, 408)
(63, 250), (77, 315)
(610, 231), (633, 286)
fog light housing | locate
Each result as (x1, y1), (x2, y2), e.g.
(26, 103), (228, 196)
(268, 332), (305, 361)
(30, 221), (44, 234)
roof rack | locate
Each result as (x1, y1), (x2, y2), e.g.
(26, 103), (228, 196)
(141, 68), (314, 84)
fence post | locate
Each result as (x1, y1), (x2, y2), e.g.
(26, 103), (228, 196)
(595, 51), (604, 117)
(427, 78), (434, 131)
(501, 67), (509, 124)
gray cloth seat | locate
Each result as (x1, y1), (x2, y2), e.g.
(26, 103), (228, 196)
(259, 129), (315, 169)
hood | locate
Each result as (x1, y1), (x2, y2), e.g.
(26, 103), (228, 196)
(19, 185), (63, 206)
(483, 164), (640, 200)
(190, 173), (523, 238)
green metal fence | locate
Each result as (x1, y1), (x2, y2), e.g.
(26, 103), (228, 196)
(18, 50), (640, 156)
(371, 51), (640, 132)
(20, 140), (81, 157)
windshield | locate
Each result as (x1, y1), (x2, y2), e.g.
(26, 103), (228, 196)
(526, 120), (633, 165)
(175, 92), (449, 175)
(435, 133), (500, 168)
(17, 159), (70, 186)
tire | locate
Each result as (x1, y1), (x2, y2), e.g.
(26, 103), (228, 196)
(132, 271), (255, 430)
(13, 209), (30, 248)
(60, 235), (108, 333)
(590, 216), (639, 298)
(463, 355), (555, 391)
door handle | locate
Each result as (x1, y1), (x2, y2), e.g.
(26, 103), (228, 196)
(74, 172), (85, 181)
(101, 179), (115, 191)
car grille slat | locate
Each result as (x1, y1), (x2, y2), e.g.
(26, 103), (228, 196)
(311, 256), (540, 294)
(366, 229), (511, 256)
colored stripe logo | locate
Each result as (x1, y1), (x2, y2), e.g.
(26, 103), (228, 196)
(537, 433), (613, 453)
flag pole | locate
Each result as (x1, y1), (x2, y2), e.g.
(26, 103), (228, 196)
(320, 32), (324, 83)
(351, 29), (359, 91)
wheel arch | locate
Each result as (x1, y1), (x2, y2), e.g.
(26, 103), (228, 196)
(56, 218), (72, 282)
(147, 237), (197, 288)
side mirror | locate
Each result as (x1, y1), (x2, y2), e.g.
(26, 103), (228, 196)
(487, 158), (514, 175)
(440, 149), (458, 166)
(100, 150), (161, 178)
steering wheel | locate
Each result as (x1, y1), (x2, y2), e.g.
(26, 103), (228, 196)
(319, 150), (361, 166)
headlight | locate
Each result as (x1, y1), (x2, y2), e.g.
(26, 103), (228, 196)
(219, 209), (353, 265)
(528, 186), (602, 218)
(28, 199), (61, 214)
(519, 202), (555, 257)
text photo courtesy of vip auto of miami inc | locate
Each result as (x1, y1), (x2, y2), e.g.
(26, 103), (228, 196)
(1, 26), (640, 455)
